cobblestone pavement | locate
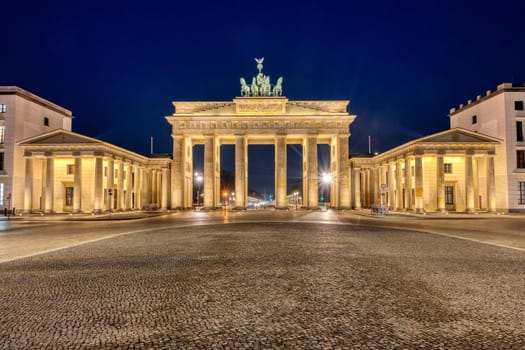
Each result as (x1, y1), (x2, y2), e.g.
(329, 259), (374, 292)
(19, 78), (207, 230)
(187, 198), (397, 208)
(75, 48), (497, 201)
(1, 220), (525, 349)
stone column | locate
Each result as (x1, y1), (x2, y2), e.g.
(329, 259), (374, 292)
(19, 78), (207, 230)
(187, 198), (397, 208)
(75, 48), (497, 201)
(395, 160), (403, 210)
(151, 169), (159, 206)
(117, 161), (124, 210)
(405, 157), (413, 210)
(44, 155), (54, 214)
(387, 162), (395, 209)
(93, 155), (103, 214)
(487, 153), (496, 212)
(23, 156), (33, 214)
(305, 134), (318, 209)
(275, 134), (287, 209)
(204, 136), (215, 209)
(436, 152), (446, 212)
(139, 167), (145, 209)
(414, 154), (424, 214)
(73, 154), (82, 213)
(106, 158), (114, 211)
(171, 136), (183, 209)
(213, 138), (221, 208)
(369, 168), (376, 207)
(132, 166), (139, 209)
(465, 152), (475, 213)
(125, 163), (133, 210)
(338, 135), (351, 209)
(235, 134), (247, 209)
(353, 168), (361, 210)
(161, 168), (169, 210)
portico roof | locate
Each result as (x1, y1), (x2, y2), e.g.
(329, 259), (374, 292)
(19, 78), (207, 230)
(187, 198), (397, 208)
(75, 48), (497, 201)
(17, 129), (170, 165)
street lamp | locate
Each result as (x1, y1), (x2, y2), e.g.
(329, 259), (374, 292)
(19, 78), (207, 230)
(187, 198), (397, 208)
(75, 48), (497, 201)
(223, 191), (229, 206)
(322, 172), (332, 208)
(293, 191), (299, 210)
(194, 172), (203, 208)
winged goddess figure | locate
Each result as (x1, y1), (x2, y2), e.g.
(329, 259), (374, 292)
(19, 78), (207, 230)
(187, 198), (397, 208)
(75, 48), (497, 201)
(255, 57), (264, 74)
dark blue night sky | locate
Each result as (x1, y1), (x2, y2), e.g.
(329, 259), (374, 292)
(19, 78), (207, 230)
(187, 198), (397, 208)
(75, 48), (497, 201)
(3, 0), (524, 194)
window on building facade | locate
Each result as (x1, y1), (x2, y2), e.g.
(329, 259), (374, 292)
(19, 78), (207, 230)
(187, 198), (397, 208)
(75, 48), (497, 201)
(66, 164), (75, 175)
(0, 125), (4, 144)
(65, 187), (74, 206)
(472, 115), (477, 124)
(444, 163), (453, 173)
(518, 150), (525, 169)
(445, 186), (454, 205)
(44, 117), (49, 126)
(0, 183), (3, 206)
(0, 104), (6, 113)
(0, 152), (4, 171)
(519, 182), (525, 205)
(515, 101), (524, 111)
(517, 121), (524, 142)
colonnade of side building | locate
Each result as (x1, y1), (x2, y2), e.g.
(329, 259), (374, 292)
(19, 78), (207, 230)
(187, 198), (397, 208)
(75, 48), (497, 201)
(351, 129), (499, 213)
(19, 130), (171, 214)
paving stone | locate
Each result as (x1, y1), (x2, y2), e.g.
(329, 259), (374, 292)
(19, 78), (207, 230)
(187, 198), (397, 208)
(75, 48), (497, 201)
(0, 222), (524, 349)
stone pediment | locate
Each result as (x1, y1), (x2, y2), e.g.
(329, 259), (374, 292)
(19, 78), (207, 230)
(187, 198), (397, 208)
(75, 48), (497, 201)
(417, 128), (500, 144)
(18, 130), (101, 146)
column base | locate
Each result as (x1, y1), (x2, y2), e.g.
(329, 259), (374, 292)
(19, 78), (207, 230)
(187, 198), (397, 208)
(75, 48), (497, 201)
(232, 206), (246, 211)
(438, 208), (447, 214)
(275, 207), (289, 211)
(23, 209), (32, 214)
(72, 210), (82, 214)
(415, 208), (424, 214)
(466, 208), (475, 214)
(93, 209), (102, 214)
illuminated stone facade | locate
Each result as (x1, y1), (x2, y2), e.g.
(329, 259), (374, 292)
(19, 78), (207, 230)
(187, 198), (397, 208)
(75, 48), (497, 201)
(449, 83), (525, 212)
(351, 129), (499, 213)
(18, 130), (171, 213)
(0, 87), (73, 211)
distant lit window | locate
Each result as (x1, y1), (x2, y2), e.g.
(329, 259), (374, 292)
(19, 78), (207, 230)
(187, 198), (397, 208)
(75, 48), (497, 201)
(66, 164), (75, 175)
(444, 163), (453, 173)
(44, 117), (49, 126)
(0, 104), (6, 113)
(472, 115), (477, 124)
(517, 150), (525, 169)
(515, 101), (524, 111)
(519, 182), (525, 205)
(0, 126), (4, 144)
(0, 183), (3, 206)
(517, 121), (524, 142)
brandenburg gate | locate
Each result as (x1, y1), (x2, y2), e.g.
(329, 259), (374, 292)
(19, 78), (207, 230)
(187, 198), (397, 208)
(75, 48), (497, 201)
(166, 58), (356, 210)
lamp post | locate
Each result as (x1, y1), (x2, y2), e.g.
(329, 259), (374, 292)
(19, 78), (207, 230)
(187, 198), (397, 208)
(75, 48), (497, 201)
(194, 172), (203, 208)
(293, 191), (299, 210)
(322, 172), (332, 209)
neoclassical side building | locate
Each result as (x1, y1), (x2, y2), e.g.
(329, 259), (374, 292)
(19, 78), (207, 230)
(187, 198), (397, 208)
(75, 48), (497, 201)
(18, 130), (171, 213)
(351, 128), (500, 213)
